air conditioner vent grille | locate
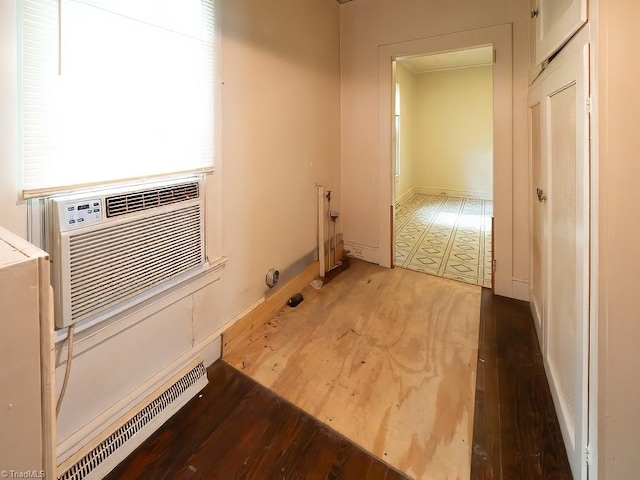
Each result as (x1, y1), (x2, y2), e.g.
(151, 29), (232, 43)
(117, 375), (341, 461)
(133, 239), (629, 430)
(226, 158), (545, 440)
(105, 182), (199, 218)
(68, 205), (203, 323)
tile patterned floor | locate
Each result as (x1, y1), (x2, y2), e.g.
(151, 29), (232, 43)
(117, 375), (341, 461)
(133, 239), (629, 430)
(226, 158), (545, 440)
(395, 194), (493, 287)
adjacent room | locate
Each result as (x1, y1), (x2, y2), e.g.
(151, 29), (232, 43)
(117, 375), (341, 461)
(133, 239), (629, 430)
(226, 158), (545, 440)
(393, 47), (494, 288)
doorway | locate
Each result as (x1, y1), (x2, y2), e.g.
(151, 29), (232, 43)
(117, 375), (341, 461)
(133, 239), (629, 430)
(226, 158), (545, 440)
(393, 48), (494, 287)
(377, 24), (515, 298)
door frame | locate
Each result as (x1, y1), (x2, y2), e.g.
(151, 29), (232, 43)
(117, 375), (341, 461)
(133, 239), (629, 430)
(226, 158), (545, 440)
(378, 24), (515, 298)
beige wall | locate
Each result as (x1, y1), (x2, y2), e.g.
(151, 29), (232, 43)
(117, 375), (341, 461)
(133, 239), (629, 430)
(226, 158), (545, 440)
(219, 0), (341, 321)
(596, 0), (640, 476)
(394, 62), (415, 202)
(340, 0), (530, 287)
(0, 1), (27, 237)
(412, 66), (493, 198)
(0, 0), (340, 456)
(0, 0), (340, 328)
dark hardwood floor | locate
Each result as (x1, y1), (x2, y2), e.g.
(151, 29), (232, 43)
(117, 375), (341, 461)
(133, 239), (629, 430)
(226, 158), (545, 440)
(471, 289), (573, 479)
(106, 360), (409, 480)
(108, 289), (572, 479)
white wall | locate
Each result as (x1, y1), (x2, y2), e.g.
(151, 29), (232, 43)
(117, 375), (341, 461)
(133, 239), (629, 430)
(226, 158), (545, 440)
(0, 0), (27, 237)
(412, 66), (493, 198)
(596, 0), (640, 476)
(394, 62), (415, 202)
(0, 0), (341, 314)
(340, 0), (530, 290)
(219, 0), (341, 321)
(0, 0), (341, 463)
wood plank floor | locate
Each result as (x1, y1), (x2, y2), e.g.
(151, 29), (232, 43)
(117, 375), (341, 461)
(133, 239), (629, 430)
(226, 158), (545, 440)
(106, 360), (409, 480)
(471, 290), (572, 479)
(223, 259), (481, 479)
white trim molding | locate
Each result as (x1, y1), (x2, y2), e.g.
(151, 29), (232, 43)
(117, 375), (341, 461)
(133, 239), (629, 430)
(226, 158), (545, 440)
(378, 24), (515, 298)
(343, 241), (379, 264)
(413, 186), (493, 201)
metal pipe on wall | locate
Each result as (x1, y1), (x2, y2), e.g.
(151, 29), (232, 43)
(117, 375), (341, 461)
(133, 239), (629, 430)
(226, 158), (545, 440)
(317, 185), (325, 278)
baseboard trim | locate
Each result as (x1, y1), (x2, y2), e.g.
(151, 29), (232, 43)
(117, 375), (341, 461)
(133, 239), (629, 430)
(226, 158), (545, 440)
(511, 279), (530, 301)
(530, 299), (543, 350)
(414, 186), (493, 201)
(343, 242), (379, 265)
(222, 261), (320, 357)
(395, 187), (417, 206)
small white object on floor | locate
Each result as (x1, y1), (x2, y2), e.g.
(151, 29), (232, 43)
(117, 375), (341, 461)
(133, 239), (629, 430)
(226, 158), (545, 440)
(310, 279), (323, 290)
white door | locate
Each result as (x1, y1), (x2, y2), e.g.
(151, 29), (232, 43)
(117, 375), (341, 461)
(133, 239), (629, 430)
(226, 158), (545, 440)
(529, 101), (545, 341)
(528, 37), (590, 479)
(534, 0), (587, 66)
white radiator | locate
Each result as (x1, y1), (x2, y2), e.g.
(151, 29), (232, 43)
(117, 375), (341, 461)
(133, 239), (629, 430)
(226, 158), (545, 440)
(56, 360), (208, 480)
(48, 177), (206, 329)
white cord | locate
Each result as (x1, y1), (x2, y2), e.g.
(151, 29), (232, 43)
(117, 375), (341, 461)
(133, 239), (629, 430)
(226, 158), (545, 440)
(56, 325), (74, 416)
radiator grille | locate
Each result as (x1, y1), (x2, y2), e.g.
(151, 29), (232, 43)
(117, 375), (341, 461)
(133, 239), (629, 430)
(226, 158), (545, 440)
(67, 205), (203, 323)
(105, 182), (199, 218)
(57, 362), (207, 480)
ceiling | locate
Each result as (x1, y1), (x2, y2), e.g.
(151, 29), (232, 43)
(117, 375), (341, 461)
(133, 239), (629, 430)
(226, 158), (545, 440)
(398, 46), (494, 74)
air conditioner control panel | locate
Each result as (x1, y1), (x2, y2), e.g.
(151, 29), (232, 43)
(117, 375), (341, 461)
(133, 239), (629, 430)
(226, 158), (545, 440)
(62, 199), (103, 228)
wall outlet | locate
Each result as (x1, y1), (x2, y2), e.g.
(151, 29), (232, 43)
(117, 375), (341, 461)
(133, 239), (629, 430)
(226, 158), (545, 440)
(354, 249), (364, 257)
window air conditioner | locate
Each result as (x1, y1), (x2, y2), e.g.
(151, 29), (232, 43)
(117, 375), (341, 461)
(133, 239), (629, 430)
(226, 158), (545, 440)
(48, 177), (207, 329)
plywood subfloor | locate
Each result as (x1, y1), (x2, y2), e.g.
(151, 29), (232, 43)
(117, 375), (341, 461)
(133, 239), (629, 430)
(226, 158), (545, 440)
(223, 259), (481, 479)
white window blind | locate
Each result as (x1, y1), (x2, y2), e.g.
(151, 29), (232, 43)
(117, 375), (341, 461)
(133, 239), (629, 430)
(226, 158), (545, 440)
(20, 0), (215, 197)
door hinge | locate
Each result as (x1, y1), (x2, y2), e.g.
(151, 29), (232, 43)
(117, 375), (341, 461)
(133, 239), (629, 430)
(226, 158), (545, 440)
(493, 49), (497, 64)
(586, 97), (592, 114)
(585, 446), (589, 465)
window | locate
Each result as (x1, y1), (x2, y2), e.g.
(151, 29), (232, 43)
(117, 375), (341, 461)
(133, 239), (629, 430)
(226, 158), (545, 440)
(394, 81), (401, 177)
(20, 0), (216, 197)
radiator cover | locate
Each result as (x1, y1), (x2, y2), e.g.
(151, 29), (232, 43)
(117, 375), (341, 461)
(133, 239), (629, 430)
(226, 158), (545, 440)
(57, 361), (208, 480)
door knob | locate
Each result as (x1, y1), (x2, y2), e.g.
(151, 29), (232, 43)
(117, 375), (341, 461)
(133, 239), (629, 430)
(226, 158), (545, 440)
(536, 188), (547, 202)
